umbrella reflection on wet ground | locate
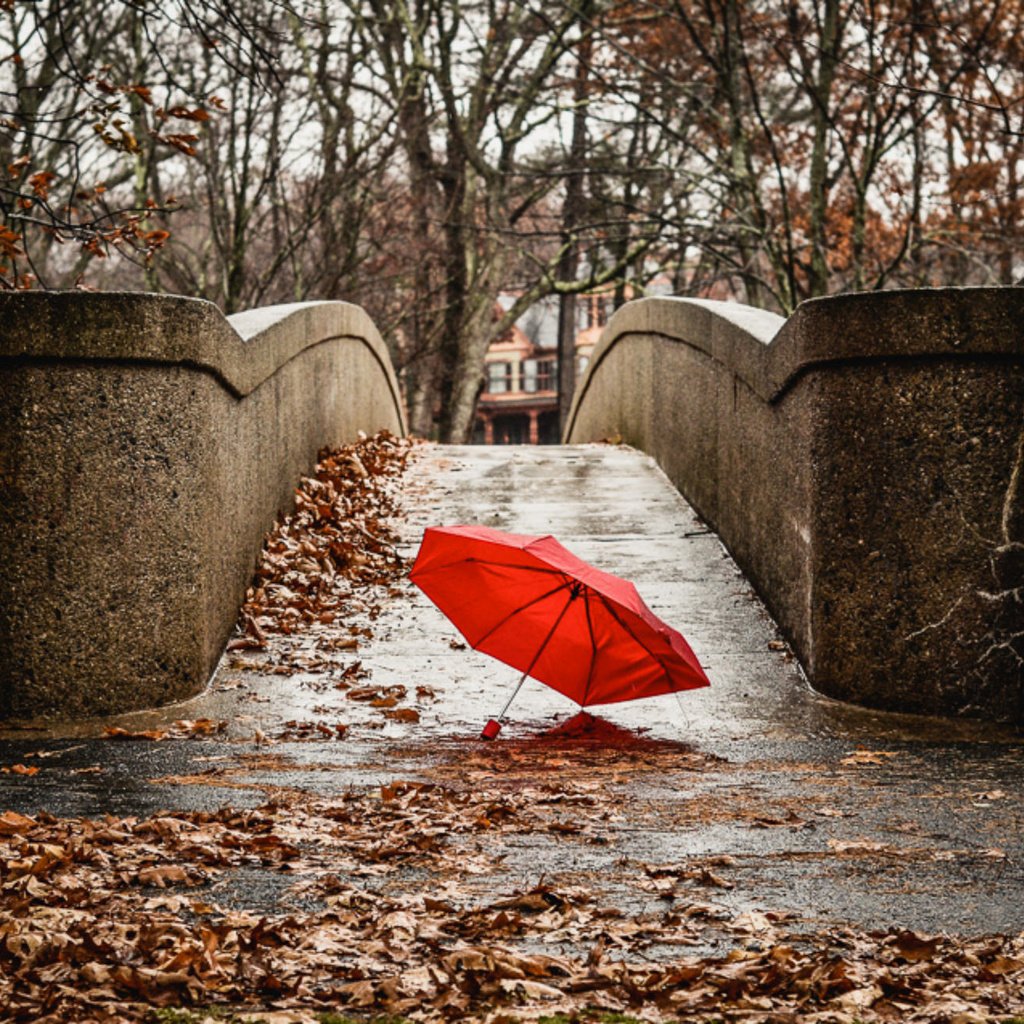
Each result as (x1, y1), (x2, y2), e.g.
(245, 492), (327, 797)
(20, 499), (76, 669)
(531, 711), (694, 750)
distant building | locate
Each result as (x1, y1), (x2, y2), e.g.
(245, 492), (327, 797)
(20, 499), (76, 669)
(472, 291), (612, 445)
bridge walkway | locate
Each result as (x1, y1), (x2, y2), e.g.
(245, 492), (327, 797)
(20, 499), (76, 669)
(1, 443), (1022, 938)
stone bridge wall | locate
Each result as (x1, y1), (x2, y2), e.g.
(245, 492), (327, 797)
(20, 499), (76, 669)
(0, 294), (405, 719)
(565, 289), (1024, 723)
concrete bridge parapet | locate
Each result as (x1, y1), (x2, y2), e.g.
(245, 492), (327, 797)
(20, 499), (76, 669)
(0, 293), (405, 718)
(565, 288), (1024, 723)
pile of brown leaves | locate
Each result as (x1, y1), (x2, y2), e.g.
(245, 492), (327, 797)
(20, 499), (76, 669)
(220, 432), (416, 706)
(234, 431), (412, 648)
(2, 780), (1023, 1023)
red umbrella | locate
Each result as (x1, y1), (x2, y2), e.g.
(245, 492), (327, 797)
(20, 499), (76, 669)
(409, 524), (710, 737)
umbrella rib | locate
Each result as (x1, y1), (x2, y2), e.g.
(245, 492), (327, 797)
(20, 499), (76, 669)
(578, 587), (599, 708)
(595, 593), (671, 691)
(409, 561), (569, 585)
(472, 577), (574, 648)
(464, 558), (566, 575)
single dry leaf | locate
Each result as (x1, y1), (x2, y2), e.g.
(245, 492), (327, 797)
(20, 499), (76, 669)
(138, 864), (191, 888)
(103, 726), (167, 741)
(0, 809), (35, 835)
(828, 838), (889, 854)
(892, 929), (942, 961)
(840, 750), (898, 766)
(386, 708), (420, 723)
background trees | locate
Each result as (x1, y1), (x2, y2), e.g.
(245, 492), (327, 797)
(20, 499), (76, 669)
(0, 0), (286, 288)
(3, 0), (1022, 438)
(606, 0), (1024, 311)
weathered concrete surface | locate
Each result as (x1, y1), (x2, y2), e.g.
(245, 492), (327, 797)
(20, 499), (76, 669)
(565, 289), (1024, 723)
(2, 445), (1022, 939)
(0, 294), (405, 719)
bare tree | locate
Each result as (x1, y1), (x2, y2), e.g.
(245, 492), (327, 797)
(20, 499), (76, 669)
(345, 0), (661, 440)
(605, 0), (1024, 312)
(0, 0), (294, 289)
(6, 0), (1021, 426)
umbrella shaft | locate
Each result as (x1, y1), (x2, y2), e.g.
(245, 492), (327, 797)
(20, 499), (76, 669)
(497, 589), (575, 722)
(498, 669), (530, 721)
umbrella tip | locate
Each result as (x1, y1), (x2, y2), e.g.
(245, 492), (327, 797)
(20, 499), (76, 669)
(480, 719), (502, 740)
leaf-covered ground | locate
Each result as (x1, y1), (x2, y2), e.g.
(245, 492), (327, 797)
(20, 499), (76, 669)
(2, 434), (1023, 1023)
(3, 775), (1024, 1023)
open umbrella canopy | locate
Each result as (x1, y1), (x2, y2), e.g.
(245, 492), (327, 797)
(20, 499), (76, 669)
(410, 524), (710, 710)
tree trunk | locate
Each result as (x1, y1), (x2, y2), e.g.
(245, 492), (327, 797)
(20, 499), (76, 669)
(556, 33), (591, 435)
(807, 0), (840, 298)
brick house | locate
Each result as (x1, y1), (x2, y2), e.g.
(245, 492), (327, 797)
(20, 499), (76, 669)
(472, 292), (609, 445)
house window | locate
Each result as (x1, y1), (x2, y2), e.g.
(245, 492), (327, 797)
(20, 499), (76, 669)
(523, 359), (556, 393)
(487, 361), (514, 394)
(535, 359), (556, 391)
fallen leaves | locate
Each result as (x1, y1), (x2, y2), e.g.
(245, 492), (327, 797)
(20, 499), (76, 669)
(275, 719), (348, 741)
(749, 809), (809, 829)
(840, 749), (899, 766)
(972, 788), (1007, 804)
(0, 810), (34, 835)
(828, 838), (891, 855)
(385, 708), (420, 723)
(641, 860), (736, 893)
(2, 436), (1022, 1023)
(889, 928), (943, 962)
(218, 431), (428, 730)
(137, 864), (199, 888)
(103, 726), (168, 741)
(0, 775), (1022, 1023)
(102, 719), (227, 742)
(237, 432), (411, 643)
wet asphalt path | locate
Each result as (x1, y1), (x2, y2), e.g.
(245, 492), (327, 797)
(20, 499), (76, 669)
(2, 444), (1022, 936)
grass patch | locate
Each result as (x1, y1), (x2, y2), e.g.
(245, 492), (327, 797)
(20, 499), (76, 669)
(536, 1013), (651, 1024)
(317, 1016), (412, 1024)
(149, 1012), (412, 1024)
(149, 1010), (265, 1024)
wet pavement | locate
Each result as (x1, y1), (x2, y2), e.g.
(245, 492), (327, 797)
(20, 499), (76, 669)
(2, 443), (1023, 940)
